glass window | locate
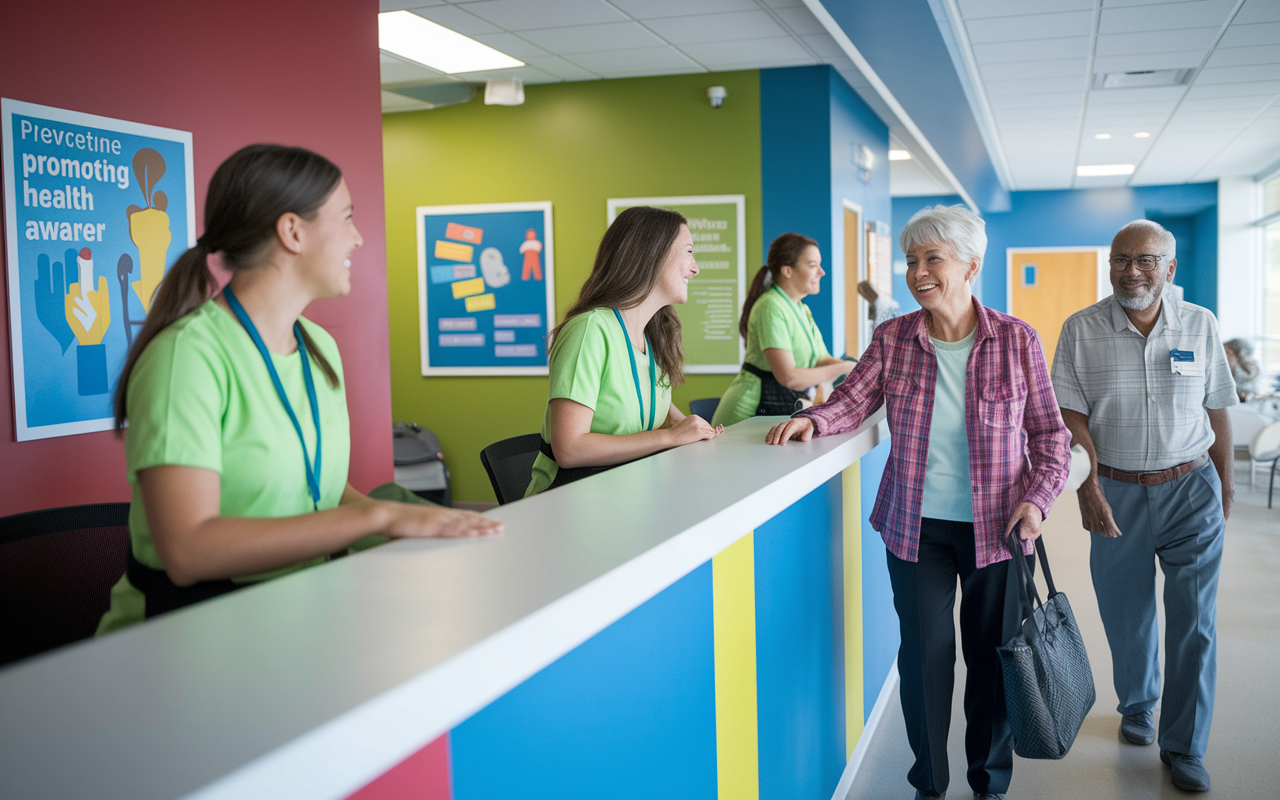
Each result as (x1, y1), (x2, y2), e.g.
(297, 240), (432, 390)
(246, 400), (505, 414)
(1266, 175), (1280, 218)
(1264, 220), (1280, 384)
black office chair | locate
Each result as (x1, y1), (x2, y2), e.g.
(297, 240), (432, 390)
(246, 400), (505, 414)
(689, 397), (720, 420)
(480, 433), (543, 505)
(0, 502), (130, 667)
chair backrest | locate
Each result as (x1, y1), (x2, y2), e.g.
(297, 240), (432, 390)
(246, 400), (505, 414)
(689, 397), (720, 420)
(1227, 405), (1270, 447)
(0, 502), (130, 667)
(479, 433), (544, 505)
(1249, 421), (1280, 461)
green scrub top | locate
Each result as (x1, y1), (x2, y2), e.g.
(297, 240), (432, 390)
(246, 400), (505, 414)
(712, 285), (830, 426)
(525, 308), (672, 496)
(96, 300), (350, 635)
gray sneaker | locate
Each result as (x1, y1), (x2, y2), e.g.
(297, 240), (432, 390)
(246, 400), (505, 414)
(1161, 749), (1210, 792)
(1120, 710), (1155, 745)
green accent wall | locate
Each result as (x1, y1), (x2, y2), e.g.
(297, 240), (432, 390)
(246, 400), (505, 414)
(383, 71), (763, 503)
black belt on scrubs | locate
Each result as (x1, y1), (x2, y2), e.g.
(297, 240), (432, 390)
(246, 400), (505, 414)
(741, 362), (809, 416)
(125, 549), (242, 619)
(539, 438), (643, 491)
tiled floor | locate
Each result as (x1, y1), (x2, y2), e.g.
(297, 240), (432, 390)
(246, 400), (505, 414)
(846, 460), (1280, 799)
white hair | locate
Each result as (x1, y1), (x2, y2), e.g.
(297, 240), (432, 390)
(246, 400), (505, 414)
(899, 204), (987, 274)
(1114, 219), (1176, 259)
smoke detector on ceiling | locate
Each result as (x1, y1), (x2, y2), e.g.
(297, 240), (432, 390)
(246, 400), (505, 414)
(1093, 69), (1194, 89)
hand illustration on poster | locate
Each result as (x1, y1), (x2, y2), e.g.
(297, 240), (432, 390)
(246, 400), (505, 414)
(3, 98), (195, 440)
(417, 202), (554, 375)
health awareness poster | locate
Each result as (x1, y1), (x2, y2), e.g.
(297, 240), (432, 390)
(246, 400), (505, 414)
(3, 99), (195, 441)
(607, 195), (746, 373)
(416, 202), (554, 375)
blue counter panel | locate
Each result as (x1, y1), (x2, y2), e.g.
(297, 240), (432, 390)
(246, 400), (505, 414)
(754, 477), (844, 800)
(450, 562), (717, 799)
(859, 440), (898, 718)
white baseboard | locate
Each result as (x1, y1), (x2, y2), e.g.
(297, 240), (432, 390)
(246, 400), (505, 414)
(831, 658), (900, 800)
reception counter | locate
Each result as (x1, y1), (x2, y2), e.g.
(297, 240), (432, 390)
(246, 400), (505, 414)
(0, 412), (898, 800)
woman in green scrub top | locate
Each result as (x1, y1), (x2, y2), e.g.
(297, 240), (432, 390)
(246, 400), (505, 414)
(525, 206), (725, 496)
(97, 145), (500, 633)
(712, 233), (854, 427)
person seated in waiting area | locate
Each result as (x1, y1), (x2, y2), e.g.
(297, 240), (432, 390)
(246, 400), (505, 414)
(712, 233), (854, 426)
(1223, 337), (1259, 401)
(525, 206), (724, 496)
(98, 145), (500, 634)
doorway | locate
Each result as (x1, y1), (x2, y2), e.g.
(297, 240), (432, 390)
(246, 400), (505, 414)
(1006, 247), (1110, 366)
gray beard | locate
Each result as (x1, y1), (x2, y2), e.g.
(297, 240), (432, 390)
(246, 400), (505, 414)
(1115, 281), (1163, 311)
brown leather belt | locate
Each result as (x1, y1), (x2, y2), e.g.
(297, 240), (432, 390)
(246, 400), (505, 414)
(1097, 453), (1210, 486)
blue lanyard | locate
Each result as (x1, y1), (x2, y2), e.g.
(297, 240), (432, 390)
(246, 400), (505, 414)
(223, 286), (322, 509)
(770, 284), (817, 357)
(613, 308), (657, 431)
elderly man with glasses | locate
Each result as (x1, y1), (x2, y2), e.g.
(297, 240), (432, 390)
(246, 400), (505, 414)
(1051, 220), (1236, 793)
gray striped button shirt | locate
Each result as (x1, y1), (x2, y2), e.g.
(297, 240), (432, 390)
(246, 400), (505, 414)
(1051, 294), (1237, 473)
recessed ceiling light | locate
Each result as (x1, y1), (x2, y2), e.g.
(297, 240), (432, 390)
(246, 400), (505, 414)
(1077, 164), (1135, 177)
(379, 11), (524, 74)
(1134, 132), (1151, 138)
(888, 149), (911, 161)
(1095, 133), (1112, 140)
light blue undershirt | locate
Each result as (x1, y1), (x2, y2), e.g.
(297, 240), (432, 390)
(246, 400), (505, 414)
(920, 327), (976, 522)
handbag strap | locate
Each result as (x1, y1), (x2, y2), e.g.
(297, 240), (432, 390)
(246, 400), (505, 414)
(1006, 523), (1043, 621)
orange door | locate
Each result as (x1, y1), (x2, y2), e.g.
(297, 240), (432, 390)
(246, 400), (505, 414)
(1008, 250), (1102, 367)
(844, 207), (861, 356)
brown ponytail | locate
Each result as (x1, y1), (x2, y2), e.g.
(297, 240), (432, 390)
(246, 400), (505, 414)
(738, 232), (818, 340)
(113, 144), (344, 434)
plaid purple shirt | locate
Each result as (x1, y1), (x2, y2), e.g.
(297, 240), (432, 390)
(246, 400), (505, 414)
(797, 299), (1070, 568)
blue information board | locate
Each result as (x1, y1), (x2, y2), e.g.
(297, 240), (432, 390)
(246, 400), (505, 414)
(416, 202), (554, 375)
(2, 98), (195, 440)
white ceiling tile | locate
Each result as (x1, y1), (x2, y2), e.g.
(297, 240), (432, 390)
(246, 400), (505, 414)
(1074, 174), (1137, 188)
(1235, 1), (1280, 25)
(758, 0), (805, 7)
(518, 21), (662, 53)
(407, 4), (502, 34)
(773, 6), (827, 36)
(468, 32), (550, 59)
(973, 36), (1091, 63)
(1219, 22), (1280, 48)
(960, 0), (1093, 20)
(1088, 85), (1187, 103)
(979, 58), (1088, 81)
(984, 76), (1090, 96)
(827, 54), (857, 73)
(965, 10), (1093, 43)
(1098, 0), (1238, 34)
(564, 46), (703, 77)
(891, 158), (957, 197)
(459, 0), (627, 30)
(382, 0), (445, 10)
(520, 54), (601, 80)
(801, 34), (848, 59)
(1196, 63), (1280, 84)
(678, 36), (817, 69)
(1094, 26), (1218, 55)
(1184, 78), (1280, 96)
(380, 90), (432, 113)
(454, 65), (561, 83)
(1207, 43), (1280, 67)
(1092, 52), (1205, 72)
(381, 54), (444, 83)
(1179, 93), (1277, 110)
(610, 0), (760, 18)
(643, 11), (788, 44)
(989, 90), (1085, 109)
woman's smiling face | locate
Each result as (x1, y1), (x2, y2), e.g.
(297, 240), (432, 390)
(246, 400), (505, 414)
(905, 241), (975, 314)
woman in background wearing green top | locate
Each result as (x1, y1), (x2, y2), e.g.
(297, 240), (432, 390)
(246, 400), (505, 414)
(525, 206), (725, 496)
(712, 233), (854, 427)
(98, 145), (500, 633)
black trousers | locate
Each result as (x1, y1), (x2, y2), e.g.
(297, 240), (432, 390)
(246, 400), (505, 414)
(886, 517), (1030, 796)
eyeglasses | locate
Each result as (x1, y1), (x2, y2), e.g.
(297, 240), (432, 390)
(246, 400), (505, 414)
(1109, 254), (1166, 271)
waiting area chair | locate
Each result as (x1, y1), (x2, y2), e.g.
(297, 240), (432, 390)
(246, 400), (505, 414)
(1249, 421), (1280, 508)
(480, 433), (543, 505)
(689, 397), (720, 420)
(0, 502), (129, 667)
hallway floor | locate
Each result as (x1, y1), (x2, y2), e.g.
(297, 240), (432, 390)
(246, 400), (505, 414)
(845, 460), (1280, 799)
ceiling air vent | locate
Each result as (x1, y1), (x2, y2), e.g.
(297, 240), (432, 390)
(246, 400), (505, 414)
(1093, 69), (1194, 89)
(386, 81), (476, 109)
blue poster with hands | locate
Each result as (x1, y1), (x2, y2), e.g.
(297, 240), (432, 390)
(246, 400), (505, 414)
(2, 98), (194, 440)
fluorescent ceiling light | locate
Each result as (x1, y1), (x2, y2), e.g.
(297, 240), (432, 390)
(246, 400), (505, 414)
(1077, 164), (1135, 177)
(379, 11), (524, 74)
(1134, 132), (1151, 138)
(1094, 133), (1111, 140)
(888, 149), (911, 161)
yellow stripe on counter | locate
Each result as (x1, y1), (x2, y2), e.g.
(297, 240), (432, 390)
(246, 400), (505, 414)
(713, 532), (759, 800)
(843, 463), (864, 760)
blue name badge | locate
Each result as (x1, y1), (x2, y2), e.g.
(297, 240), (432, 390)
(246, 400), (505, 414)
(1170, 348), (1203, 376)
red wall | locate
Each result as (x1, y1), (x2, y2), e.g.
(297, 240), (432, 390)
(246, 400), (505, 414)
(0, 0), (394, 516)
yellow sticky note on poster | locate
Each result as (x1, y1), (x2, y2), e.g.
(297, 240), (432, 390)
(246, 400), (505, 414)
(465, 293), (495, 312)
(436, 240), (474, 262)
(451, 277), (485, 299)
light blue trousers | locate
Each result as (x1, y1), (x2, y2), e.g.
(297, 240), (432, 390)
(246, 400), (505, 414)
(1091, 461), (1224, 758)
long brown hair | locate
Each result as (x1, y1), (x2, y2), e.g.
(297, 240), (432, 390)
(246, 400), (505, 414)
(738, 232), (818, 340)
(114, 144), (344, 433)
(551, 206), (688, 387)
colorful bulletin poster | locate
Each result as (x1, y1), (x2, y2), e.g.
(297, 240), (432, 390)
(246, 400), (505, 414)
(2, 99), (195, 441)
(416, 202), (554, 375)
(606, 195), (746, 373)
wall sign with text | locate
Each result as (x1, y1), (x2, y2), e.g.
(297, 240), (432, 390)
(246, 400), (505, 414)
(607, 195), (746, 373)
(416, 202), (555, 375)
(2, 98), (195, 441)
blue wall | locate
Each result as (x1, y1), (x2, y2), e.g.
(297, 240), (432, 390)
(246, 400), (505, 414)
(892, 183), (1219, 314)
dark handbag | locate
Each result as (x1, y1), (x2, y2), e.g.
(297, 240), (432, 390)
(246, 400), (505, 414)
(742, 362), (808, 415)
(996, 528), (1096, 759)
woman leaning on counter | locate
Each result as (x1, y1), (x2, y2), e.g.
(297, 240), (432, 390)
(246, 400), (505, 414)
(711, 233), (854, 427)
(97, 145), (499, 634)
(525, 206), (724, 496)
(767, 205), (1070, 800)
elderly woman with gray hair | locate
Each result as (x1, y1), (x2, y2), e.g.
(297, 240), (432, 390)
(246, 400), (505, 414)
(767, 205), (1071, 800)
